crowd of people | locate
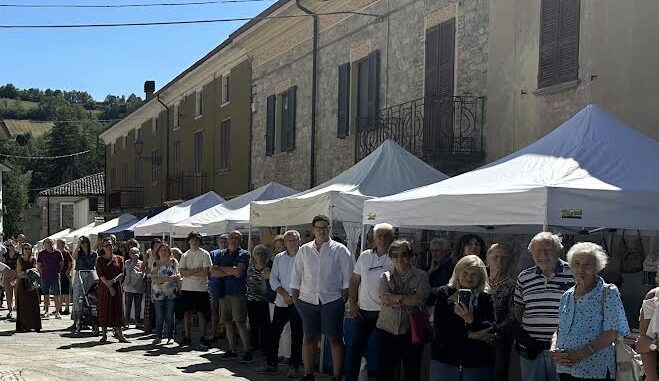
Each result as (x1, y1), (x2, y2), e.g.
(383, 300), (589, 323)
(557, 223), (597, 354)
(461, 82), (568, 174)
(0, 218), (656, 381)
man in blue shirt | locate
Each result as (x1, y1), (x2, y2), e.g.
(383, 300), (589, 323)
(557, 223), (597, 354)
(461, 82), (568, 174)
(210, 230), (251, 363)
(209, 234), (229, 341)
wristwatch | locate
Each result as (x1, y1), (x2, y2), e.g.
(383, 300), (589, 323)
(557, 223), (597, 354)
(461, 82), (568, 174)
(651, 343), (657, 351)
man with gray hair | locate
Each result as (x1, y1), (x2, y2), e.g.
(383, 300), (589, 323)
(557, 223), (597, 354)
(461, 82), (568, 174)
(345, 223), (394, 381)
(419, 238), (453, 300)
(258, 230), (304, 377)
(513, 232), (575, 381)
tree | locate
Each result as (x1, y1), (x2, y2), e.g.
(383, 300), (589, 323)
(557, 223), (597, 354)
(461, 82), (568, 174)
(2, 169), (28, 238)
(0, 84), (19, 99)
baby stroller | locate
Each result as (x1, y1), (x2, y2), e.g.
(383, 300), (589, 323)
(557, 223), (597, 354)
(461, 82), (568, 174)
(75, 270), (99, 335)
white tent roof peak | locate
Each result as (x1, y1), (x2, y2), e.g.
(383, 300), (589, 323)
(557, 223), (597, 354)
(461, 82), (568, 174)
(251, 139), (449, 226)
(133, 191), (225, 236)
(363, 104), (659, 231)
(170, 182), (298, 237)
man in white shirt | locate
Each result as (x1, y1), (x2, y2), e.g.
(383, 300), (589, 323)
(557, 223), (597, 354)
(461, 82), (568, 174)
(258, 230), (304, 377)
(345, 223), (394, 381)
(178, 232), (212, 347)
(291, 215), (354, 381)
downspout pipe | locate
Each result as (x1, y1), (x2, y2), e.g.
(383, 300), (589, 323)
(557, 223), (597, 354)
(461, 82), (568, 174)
(296, 0), (318, 188)
(156, 95), (170, 201)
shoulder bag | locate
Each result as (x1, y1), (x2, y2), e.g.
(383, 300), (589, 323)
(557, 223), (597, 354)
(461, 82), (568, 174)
(601, 284), (644, 380)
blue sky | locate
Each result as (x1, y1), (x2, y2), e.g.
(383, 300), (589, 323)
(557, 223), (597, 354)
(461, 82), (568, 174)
(0, 0), (275, 100)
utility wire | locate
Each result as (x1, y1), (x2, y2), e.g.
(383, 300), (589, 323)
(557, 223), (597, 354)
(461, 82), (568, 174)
(0, 0), (274, 8)
(0, 11), (381, 29)
(0, 150), (92, 160)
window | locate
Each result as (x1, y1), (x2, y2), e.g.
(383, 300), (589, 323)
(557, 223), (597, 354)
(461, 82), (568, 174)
(121, 162), (129, 186)
(337, 63), (351, 138)
(195, 91), (203, 117)
(222, 75), (231, 104)
(152, 117), (158, 134)
(538, 0), (580, 89)
(151, 150), (160, 184)
(280, 86), (297, 152)
(173, 140), (181, 175)
(265, 95), (276, 156)
(194, 131), (203, 174)
(60, 203), (74, 229)
(134, 158), (143, 186)
(110, 167), (116, 189)
(112, 143), (116, 155)
(356, 50), (380, 131)
(173, 104), (180, 128)
(135, 128), (142, 142)
(122, 136), (128, 149)
(218, 119), (230, 171)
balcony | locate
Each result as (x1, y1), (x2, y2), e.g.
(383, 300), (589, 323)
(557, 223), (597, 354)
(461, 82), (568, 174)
(108, 187), (144, 211)
(167, 172), (208, 200)
(356, 95), (485, 174)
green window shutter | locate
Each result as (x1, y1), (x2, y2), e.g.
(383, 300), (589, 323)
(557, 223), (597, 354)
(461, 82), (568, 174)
(281, 86), (297, 152)
(266, 95), (276, 156)
(557, 0), (580, 83)
(367, 50), (380, 129)
(337, 63), (351, 138)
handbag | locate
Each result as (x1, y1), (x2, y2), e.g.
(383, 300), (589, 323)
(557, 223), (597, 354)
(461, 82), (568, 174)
(601, 285), (644, 380)
(406, 306), (433, 345)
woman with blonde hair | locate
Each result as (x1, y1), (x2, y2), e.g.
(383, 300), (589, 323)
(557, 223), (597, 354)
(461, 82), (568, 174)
(431, 254), (495, 381)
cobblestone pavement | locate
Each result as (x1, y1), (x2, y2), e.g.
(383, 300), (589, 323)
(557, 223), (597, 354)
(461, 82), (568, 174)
(0, 303), (317, 381)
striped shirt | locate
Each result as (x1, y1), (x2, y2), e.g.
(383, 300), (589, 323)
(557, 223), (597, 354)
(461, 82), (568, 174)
(514, 259), (574, 342)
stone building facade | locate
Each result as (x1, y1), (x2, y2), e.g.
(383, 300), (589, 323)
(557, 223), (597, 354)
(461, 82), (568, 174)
(248, 0), (490, 189)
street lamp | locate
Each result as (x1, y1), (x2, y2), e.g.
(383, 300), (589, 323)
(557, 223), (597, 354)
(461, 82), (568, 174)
(134, 136), (160, 164)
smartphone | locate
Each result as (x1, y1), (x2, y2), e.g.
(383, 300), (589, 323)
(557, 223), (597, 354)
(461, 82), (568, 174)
(458, 288), (473, 306)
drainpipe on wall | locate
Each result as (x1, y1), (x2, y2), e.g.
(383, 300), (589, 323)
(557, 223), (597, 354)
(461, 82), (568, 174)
(156, 95), (170, 202)
(296, 0), (318, 188)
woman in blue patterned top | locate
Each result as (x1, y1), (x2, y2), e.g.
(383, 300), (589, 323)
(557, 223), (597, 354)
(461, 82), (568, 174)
(150, 243), (180, 345)
(550, 242), (630, 381)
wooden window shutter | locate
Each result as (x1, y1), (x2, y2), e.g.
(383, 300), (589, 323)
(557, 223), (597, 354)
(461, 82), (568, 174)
(337, 63), (350, 138)
(425, 25), (440, 98)
(266, 95), (276, 156)
(438, 19), (455, 98)
(557, 0), (580, 83)
(538, 0), (560, 88)
(367, 50), (380, 129)
(281, 86), (296, 152)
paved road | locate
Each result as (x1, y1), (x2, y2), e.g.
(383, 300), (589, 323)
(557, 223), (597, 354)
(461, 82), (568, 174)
(0, 302), (313, 381)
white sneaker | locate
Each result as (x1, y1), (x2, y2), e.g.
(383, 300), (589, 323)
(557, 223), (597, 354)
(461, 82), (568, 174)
(152, 338), (162, 345)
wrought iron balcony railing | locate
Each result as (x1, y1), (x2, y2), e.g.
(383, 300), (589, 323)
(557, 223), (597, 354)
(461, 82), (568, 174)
(356, 95), (485, 173)
(108, 187), (144, 211)
(167, 172), (208, 200)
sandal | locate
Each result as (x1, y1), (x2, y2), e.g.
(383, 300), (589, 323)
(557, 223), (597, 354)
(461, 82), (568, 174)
(118, 336), (129, 343)
(100, 335), (108, 343)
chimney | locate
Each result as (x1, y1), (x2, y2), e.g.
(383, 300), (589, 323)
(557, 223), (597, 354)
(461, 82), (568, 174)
(144, 80), (155, 100)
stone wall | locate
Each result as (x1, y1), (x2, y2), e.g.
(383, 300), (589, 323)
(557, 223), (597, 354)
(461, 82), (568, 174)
(250, 0), (490, 189)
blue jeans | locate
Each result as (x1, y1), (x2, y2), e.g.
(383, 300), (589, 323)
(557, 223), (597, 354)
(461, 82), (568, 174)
(345, 310), (380, 381)
(519, 350), (559, 381)
(154, 298), (176, 339)
(430, 361), (492, 381)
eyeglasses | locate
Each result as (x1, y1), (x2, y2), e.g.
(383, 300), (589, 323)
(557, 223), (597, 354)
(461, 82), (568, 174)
(313, 226), (330, 231)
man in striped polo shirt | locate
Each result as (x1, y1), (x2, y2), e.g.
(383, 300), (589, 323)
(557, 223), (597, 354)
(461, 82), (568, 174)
(513, 232), (575, 381)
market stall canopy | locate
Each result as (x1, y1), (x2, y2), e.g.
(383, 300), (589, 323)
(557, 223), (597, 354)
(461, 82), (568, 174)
(86, 214), (137, 246)
(102, 216), (145, 235)
(363, 104), (659, 231)
(132, 191), (225, 236)
(171, 182), (298, 237)
(34, 228), (72, 253)
(61, 222), (99, 246)
(250, 140), (448, 226)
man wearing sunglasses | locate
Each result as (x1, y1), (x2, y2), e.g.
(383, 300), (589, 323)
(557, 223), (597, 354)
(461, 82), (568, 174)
(291, 215), (354, 381)
(345, 223), (394, 381)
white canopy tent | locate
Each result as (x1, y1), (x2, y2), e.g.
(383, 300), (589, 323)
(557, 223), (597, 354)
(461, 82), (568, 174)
(133, 191), (225, 237)
(251, 140), (448, 226)
(250, 140), (448, 255)
(60, 222), (99, 248)
(86, 214), (137, 246)
(171, 182), (298, 238)
(34, 228), (72, 254)
(362, 104), (659, 232)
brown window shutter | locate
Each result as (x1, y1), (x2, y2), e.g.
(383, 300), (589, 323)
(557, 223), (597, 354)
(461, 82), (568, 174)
(282, 86), (297, 151)
(557, 0), (580, 83)
(337, 63), (350, 138)
(538, 0), (560, 88)
(425, 25), (440, 98)
(266, 95), (276, 156)
(438, 19), (455, 98)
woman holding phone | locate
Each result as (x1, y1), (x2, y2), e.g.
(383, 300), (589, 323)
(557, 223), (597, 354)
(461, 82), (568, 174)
(431, 254), (495, 381)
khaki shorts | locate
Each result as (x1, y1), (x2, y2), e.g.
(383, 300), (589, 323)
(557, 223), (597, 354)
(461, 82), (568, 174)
(219, 295), (248, 323)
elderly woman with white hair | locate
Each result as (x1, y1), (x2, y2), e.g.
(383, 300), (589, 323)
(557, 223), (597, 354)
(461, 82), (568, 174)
(550, 242), (629, 381)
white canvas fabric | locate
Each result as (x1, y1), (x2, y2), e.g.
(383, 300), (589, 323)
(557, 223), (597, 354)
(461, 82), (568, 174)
(170, 182), (298, 237)
(363, 105), (659, 231)
(133, 191), (225, 236)
(250, 140), (448, 226)
(86, 214), (137, 246)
